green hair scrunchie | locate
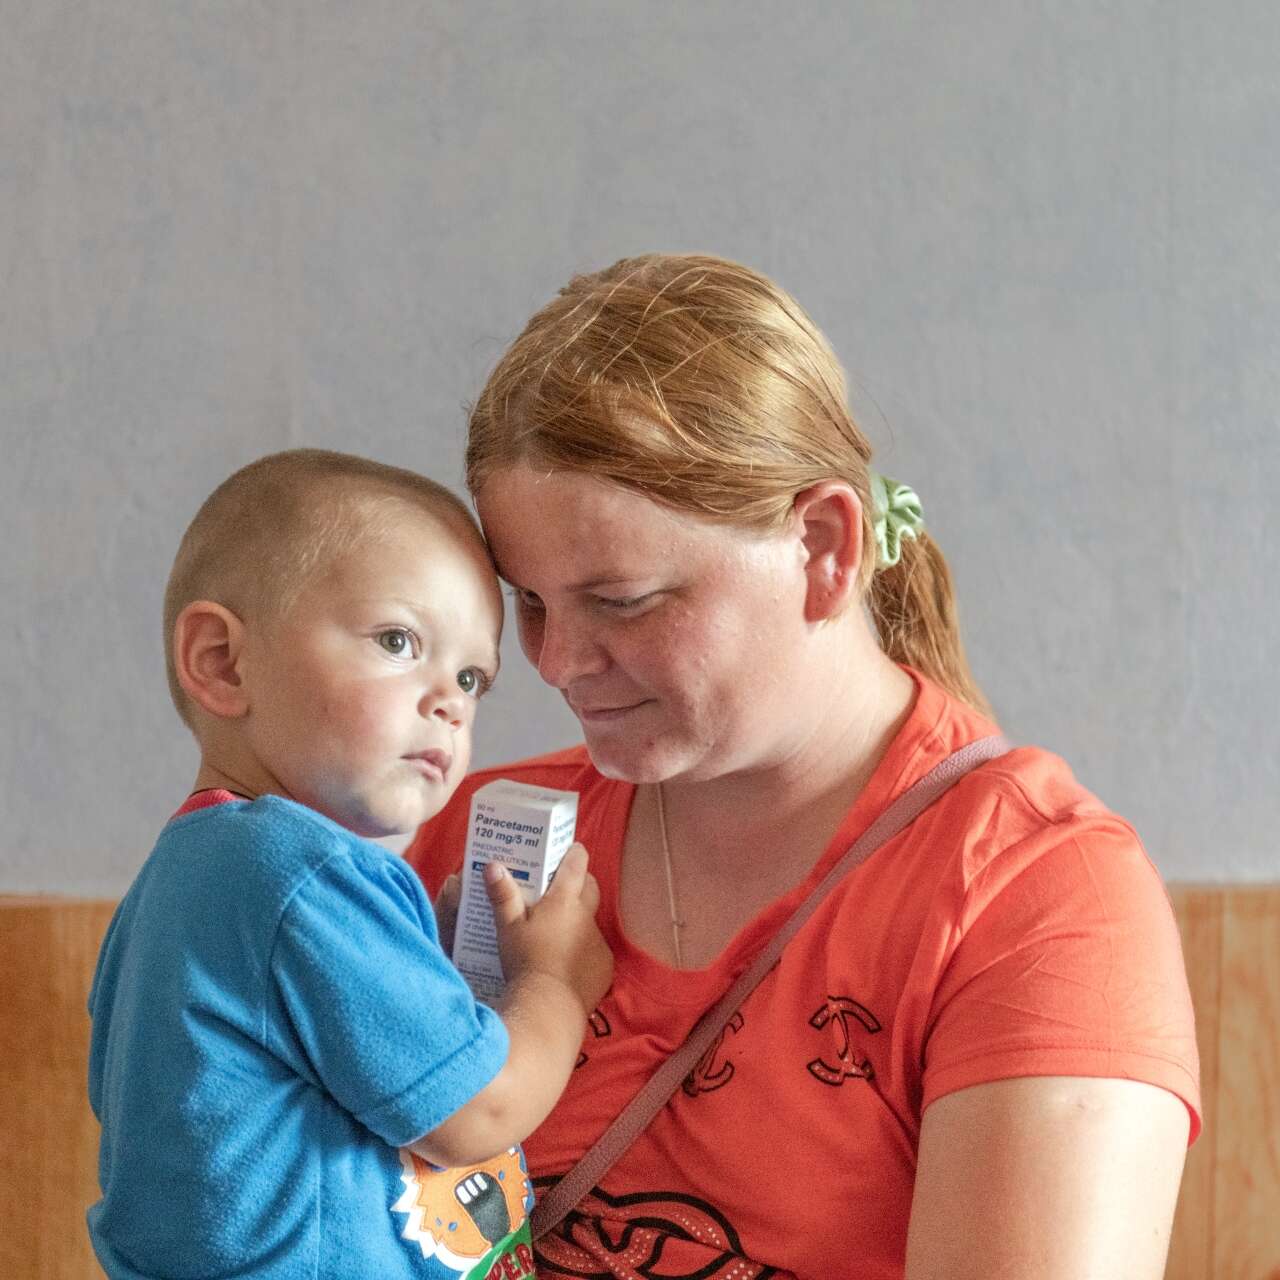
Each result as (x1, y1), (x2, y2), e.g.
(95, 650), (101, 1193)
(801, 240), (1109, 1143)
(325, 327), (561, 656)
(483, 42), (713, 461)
(870, 472), (924, 569)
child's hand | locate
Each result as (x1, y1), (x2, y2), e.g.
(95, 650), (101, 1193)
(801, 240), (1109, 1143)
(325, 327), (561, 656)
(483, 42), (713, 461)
(484, 844), (613, 1015)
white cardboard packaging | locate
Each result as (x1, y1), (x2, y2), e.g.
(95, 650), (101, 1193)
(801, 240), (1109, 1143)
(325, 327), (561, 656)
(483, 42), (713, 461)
(452, 779), (579, 1001)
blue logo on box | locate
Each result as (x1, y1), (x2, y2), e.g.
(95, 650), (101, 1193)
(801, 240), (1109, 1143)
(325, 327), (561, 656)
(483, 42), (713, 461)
(472, 861), (530, 882)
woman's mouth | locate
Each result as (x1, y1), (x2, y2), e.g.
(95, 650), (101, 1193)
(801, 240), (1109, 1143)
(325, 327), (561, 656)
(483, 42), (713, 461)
(571, 699), (651, 723)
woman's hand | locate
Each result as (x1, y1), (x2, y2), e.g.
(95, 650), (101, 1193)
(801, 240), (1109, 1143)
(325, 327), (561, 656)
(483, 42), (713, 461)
(431, 873), (460, 956)
(905, 1075), (1190, 1279)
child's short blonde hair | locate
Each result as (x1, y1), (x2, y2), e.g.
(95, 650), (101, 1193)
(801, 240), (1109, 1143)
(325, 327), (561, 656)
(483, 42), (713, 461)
(163, 448), (481, 726)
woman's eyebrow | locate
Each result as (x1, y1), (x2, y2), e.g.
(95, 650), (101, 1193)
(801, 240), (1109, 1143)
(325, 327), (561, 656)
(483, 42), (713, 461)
(497, 571), (644, 593)
(570, 575), (645, 592)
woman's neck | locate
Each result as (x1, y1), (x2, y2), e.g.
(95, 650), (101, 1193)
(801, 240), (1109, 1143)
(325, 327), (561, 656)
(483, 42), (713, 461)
(655, 638), (915, 880)
(619, 625), (917, 969)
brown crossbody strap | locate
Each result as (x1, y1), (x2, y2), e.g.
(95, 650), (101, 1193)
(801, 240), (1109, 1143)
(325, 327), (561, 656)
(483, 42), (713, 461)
(530, 733), (1014, 1241)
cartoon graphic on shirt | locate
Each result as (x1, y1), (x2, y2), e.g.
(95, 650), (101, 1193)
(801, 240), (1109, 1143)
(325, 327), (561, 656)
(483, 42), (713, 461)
(534, 1183), (786, 1279)
(805, 996), (881, 1085)
(395, 1146), (535, 1277)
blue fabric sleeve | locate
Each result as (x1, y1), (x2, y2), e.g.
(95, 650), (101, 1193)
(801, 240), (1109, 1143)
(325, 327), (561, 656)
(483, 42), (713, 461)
(269, 849), (509, 1148)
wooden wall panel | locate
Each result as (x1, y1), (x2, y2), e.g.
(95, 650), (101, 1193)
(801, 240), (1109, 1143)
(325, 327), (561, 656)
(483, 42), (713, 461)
(1167, 885), (1222, 1280)
(1212, 889), (1280, 1278)
(0, 896), (116, 1280)
(2, 888), (1278, 1279)
(1165, 886), (1280, 1280)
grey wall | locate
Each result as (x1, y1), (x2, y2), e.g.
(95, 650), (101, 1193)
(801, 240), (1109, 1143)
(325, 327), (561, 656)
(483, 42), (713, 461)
(3, 2), (1276, 895)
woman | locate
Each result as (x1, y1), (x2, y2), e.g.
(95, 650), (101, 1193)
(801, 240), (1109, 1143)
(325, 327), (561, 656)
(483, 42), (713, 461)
(408, 254), (1198, 1279)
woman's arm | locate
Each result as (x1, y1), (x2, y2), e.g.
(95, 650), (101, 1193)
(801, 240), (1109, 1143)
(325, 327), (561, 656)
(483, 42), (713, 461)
(905, 1076), (1189, 1279)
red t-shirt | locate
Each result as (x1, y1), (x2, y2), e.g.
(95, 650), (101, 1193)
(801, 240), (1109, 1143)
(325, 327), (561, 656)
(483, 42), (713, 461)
(407, 670), (1200, 1280)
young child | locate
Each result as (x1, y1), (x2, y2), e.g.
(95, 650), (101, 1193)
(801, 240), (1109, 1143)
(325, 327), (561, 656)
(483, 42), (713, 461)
(87, 448), (613, 1280)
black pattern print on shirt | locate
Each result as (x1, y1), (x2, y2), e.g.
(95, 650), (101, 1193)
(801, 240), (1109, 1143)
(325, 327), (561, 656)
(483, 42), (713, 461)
(805, 996), (881, 1086)
(532, 1183), (786, 1280)
(576, 1008), (613, 1069)
(681, 1011), (745, 1097)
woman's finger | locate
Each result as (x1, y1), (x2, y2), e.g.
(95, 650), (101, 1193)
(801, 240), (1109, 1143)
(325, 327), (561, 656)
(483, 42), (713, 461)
(438, 872), (461, 906)
(433, 873), (461, 955)
(545, 844), (589, 899)
(579, 869), (601, 915)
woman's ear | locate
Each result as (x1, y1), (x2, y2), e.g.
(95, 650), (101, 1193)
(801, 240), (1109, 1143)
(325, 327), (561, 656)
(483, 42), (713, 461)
(792, 481), (865, 623)
(173, 601), (250, 719)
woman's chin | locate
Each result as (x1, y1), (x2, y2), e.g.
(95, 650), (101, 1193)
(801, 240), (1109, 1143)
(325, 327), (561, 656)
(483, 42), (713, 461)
(583, 737), (697, 785)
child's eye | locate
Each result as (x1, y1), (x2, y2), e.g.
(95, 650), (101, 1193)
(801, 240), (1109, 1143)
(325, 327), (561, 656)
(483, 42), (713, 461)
(376, 628), (417, 658)
(456, 667), (490, 698)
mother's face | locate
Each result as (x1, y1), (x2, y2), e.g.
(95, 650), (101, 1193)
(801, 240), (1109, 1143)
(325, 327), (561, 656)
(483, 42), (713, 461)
(474, 464), (815, 785)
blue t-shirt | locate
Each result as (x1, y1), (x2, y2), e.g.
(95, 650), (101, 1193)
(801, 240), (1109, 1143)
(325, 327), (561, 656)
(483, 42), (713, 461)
(87, 795), (531, 1280)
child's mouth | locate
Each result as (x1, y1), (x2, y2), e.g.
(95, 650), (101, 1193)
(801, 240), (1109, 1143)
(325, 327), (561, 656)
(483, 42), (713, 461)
(405, 748), (451, 780)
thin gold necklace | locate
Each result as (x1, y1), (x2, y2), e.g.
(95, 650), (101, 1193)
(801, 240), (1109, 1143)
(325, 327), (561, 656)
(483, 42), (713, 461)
(653, 782), (686, 968)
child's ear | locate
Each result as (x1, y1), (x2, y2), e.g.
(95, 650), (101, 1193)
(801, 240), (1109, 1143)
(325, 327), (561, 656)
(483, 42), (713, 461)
(173, 601), (251, 719)
(791, 481), (865, 623)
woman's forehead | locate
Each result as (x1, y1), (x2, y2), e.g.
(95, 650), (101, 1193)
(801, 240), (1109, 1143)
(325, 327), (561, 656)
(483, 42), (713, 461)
(474, 464), (756, 584)
(477, 465), (684, 532)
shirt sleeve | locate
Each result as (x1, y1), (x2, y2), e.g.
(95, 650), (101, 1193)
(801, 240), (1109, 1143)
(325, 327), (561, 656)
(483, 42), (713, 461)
(268, 850), (509, 1148)
(921, 819), (1202, 1142)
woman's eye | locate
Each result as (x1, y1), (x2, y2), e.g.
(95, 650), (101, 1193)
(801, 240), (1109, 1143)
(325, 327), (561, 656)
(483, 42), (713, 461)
(597, 593), (653, 612)
(457, 667), (489, 698)
(376, 629), (415, 657)
(504, 586), (545, 611)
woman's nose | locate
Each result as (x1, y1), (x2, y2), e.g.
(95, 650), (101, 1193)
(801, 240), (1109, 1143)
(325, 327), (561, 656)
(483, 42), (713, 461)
(527, 609), (607, 689)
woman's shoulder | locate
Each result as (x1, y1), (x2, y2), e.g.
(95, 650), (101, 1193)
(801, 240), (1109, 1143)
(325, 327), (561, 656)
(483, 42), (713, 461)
(881, 731), (1181, 997)
(963, 742), (1127, 831)
(908, 667), (1130, 812)
(901, 742), (1198, 1136)
(900, 672), (1156, 888)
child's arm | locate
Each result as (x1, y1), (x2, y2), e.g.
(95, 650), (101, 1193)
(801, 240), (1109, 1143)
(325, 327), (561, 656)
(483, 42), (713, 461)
(408, 844), (612, 1167)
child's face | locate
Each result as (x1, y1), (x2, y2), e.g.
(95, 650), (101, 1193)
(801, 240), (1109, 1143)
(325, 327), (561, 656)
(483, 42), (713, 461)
(238, 512), (502, 838)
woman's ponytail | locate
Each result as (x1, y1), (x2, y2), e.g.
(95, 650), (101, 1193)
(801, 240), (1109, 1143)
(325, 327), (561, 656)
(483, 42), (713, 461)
(866, 531), (993, 718)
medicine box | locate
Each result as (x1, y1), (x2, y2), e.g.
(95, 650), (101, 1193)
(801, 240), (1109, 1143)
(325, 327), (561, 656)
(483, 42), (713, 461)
(453, 779), (579, 1001)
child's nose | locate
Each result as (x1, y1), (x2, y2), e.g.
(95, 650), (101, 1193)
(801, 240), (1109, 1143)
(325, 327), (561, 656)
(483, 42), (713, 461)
(421, 682), (466, 729)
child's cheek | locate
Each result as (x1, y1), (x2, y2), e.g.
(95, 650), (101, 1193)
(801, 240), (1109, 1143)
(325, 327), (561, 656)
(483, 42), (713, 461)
(342, 684), (396, 740)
